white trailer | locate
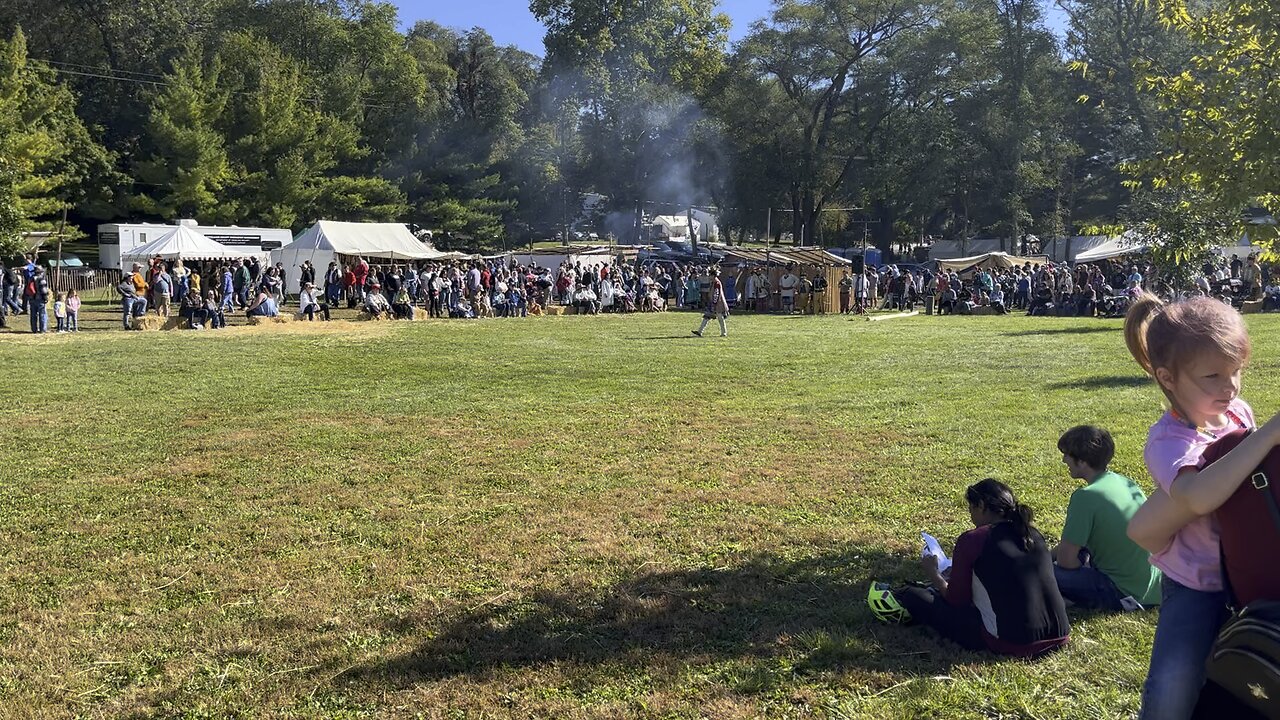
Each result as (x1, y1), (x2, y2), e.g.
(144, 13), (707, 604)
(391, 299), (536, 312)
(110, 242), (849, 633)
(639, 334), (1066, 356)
(97, 219), (293, 270)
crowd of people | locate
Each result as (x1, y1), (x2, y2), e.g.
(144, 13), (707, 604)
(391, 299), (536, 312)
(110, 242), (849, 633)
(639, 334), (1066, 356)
(865, 252), (1274, 318)
(0, 255), (82, 334)
(870, 293), (1279, 718)
(858, 260), (1156, 317)
(104, 255), (773, 327)
(1, 248), (1276, 334)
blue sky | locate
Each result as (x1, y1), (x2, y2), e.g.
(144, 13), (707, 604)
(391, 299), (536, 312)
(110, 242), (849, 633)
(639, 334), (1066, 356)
(393, 0), (1068, 56)
(394, 0), (804, 55)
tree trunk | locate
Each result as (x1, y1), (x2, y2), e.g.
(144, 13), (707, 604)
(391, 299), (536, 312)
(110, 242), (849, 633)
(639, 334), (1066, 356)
(801, 191), (818, 246)
(791, 191), (803, 246)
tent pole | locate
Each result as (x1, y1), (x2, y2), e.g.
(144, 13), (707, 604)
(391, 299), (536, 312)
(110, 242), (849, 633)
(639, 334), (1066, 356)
(54, 208), (66, 289)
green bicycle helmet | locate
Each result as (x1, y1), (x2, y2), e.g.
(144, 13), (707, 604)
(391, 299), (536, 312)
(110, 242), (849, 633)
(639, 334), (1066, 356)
(867, 582), (911, 624)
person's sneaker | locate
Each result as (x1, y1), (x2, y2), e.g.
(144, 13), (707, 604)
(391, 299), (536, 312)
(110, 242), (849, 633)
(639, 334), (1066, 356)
(692, 330), (702, 337)
(720, 333), (727, 337)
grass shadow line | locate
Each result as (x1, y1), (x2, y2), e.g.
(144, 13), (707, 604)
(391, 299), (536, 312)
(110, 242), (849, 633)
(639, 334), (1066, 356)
(1002, 326), (1119, 337)
(1048, 376), (1149, 390)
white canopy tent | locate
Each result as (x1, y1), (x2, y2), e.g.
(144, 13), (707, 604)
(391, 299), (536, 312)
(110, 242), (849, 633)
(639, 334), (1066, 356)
(271, 221), (446, 294)
(503, 245), (635, 270)
(121, 225), (253, 265)
(1073, 234), (1150, 263)
(1039, 236), (1115, 263)
(936, 251), (1047, 274)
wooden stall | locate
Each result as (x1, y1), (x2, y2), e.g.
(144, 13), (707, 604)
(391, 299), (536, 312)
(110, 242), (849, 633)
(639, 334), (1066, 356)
(721, 247), (850, 314)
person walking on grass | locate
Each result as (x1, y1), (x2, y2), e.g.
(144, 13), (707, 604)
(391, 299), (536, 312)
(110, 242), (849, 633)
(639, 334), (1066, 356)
(692, 267), (729, 338)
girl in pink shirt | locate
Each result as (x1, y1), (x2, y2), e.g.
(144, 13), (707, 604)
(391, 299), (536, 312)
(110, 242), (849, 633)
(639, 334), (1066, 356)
(66, 289), (80, 332)
(1125, 294), (1280, 719)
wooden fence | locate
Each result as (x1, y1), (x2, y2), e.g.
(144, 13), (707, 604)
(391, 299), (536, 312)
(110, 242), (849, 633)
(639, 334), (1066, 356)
(49, 268), (122, 298)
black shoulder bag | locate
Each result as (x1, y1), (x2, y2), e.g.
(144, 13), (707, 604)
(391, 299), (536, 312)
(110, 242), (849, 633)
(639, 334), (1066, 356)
(1203, 465), (1280, 719)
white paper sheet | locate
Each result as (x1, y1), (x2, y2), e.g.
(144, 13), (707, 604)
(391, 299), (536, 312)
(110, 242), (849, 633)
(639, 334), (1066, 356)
(921, 531), (953, 573)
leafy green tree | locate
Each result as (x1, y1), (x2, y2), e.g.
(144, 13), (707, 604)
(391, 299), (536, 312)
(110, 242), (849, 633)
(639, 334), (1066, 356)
(131, 48), (229, 219)
(532, 0), (730, 238)
(735, 0), (932, 245)
(213, 32), (405, 227)
(394, 25), (531, 245)
(1131, 0), (1280, 253)
(533, 0), (729, 98)
(0, 28), (113, 254)
(1057, 0), (1187, 232)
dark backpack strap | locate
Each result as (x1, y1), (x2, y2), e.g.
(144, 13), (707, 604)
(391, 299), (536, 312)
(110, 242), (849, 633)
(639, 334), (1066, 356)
(1221, 541), (1239, 610)
(1252, 467), (1280, 533)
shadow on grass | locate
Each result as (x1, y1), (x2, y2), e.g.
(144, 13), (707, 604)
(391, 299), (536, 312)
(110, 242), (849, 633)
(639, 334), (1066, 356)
(624, 334), (705, 340)
(1048, 375), (1149, 390)
(345, 547), (998, 689)
(1001, 325), (1118, 337)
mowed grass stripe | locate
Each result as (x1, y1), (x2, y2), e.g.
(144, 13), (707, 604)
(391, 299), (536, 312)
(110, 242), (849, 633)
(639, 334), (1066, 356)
(1, 312), (1275, 718)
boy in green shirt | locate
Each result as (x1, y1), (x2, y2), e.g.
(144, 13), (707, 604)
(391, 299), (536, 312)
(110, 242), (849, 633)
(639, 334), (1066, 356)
(1052, 425), (1163, 610)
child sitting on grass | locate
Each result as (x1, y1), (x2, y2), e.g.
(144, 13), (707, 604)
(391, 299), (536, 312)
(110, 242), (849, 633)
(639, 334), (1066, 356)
(1052, 425), (1162, 611)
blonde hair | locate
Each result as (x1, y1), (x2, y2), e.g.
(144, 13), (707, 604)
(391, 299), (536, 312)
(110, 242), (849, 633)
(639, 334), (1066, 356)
(1124, 292), (1250, 385)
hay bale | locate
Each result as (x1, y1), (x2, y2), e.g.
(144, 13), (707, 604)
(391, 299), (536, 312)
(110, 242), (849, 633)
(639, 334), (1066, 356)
(356, 311), (390, 322)
(970, 306), (998, 316)
(544, 305), (567, 317)
(1242, 299), (1264, 315)
(247, 314), (293, 326)
(160, 316), (211, 331)
(129, 315), (162, 331)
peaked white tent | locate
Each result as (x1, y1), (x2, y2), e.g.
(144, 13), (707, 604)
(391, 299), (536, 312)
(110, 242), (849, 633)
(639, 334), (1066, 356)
(1074, 234), (1150, 263)
(1039, 236), (1115, 262)
(271, 221), (446, 293)
(937, 251), (1047, 274)
(121, 225), (251, 264)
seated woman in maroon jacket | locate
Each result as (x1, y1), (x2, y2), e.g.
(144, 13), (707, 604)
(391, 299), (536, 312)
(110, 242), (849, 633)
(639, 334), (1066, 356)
(896, 478), (1072, 657)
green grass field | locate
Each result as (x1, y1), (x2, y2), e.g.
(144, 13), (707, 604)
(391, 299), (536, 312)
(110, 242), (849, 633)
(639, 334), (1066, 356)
(4, 309), (1276, 719)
